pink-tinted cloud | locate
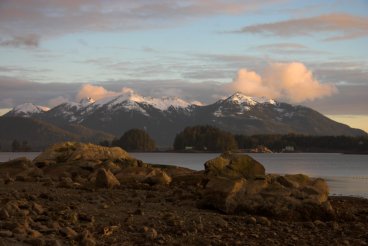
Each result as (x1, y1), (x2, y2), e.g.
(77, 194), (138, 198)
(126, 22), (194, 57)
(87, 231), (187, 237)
(76, 83), (141, 102)
(0, 34), (39, 48)
(226, 62), (337, 103)
(76, 84), (119, 101)
(239, 13), (368, 41)
(0, 0), (288, 41)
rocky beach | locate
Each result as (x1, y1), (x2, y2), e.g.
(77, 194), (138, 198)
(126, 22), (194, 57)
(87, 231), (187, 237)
(0, 142), (367, 245)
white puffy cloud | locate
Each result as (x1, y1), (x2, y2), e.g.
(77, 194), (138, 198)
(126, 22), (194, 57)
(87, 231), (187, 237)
(226, 62), (337, 103)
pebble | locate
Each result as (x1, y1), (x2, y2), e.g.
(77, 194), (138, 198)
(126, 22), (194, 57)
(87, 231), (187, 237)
(60, 227), (78, 239)
(32, 202), (45, 215)
(313, 220), (326, 227)
(329, 221), (339, 231)
(79, 230), (96, 246)
(29, 229), (43, 238)
(143, 227), (158, 240)
(257, 216), (271, 226)
(0, 208), (10, 219)
(245, 216), (257, 225)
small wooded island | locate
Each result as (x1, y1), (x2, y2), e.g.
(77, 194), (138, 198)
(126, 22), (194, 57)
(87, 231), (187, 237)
(0, 142), (367, 245)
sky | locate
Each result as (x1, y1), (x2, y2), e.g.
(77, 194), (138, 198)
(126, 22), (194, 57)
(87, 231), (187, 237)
(0, 0), (367, 131)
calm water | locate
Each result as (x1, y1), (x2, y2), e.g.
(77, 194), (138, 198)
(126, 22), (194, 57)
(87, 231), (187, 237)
(131, 152), (368, 198)
(1, 152), (367, 198)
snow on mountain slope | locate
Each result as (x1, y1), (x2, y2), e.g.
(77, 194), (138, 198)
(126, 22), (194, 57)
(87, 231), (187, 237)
(6, 103), (50, 117)
(80, 97), (95, 106)
(93, 92), (191, 111)
(224, 92), (276, 105)
(212, 92), (277, 117)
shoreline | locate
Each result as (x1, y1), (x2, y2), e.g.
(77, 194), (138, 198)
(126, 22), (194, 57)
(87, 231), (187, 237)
(0, 142), (367, 245)
(0, 180), (367, 245)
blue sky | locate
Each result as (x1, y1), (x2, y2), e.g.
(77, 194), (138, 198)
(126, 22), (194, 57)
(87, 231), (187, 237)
(0, 0), (367, 131)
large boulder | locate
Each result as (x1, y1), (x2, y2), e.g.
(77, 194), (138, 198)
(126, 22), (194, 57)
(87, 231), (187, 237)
(199, 176), (247, 213)
(95, 168), (121, 189)
(33, 142), (133, 167)
(201, 153), (333, 220)
(204, 153), (265, 179)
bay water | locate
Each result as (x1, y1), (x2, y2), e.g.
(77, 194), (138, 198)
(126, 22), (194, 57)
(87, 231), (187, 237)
(1, 152), (367, 198)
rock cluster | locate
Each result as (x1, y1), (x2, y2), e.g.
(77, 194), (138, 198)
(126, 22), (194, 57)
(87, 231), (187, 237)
(200, 152), (333, 220)
(16, 142), (173, 189)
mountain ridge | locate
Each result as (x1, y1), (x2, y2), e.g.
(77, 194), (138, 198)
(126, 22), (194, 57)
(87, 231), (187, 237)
(2, 92), (366, 147)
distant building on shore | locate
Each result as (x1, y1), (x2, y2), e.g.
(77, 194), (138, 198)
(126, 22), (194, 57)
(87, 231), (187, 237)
(283, 146), (295, 152)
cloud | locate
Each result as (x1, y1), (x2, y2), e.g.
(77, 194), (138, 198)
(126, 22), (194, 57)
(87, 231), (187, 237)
(0, 76), (80, 107)
(1, 74), (366, 115)
(229, 69), (277, 99)
(76, 83), (141, 102)
(0, 34), (39, 48)
(252, 43), (327, 55)
(48, 96), (69, 107)
(0, 0), (281, 40)
(76, 84), (119, 101)
(238, 13), (368, 41)
(226, 62), (337, 103)
(304, 84), (368, 115)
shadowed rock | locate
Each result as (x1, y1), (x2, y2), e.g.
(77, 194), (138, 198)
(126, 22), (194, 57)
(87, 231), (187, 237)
(95, 168), (120, 189)
(0, 157), (41, 180)
(199, 176), (246, 213)
(115, 167), (172, 186)
(201, 153), (333, 220)
(204, 152), (265, 179)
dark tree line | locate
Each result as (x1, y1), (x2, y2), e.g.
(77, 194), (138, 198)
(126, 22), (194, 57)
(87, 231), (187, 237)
(100, 126), (368, 153)
(173, 125), (238, 152)
(235, 134), (368, 153)
(111, 128), (156, 151)
(11, 140), (31, 152)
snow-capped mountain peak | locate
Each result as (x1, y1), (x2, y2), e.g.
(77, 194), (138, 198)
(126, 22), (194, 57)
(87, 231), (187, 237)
(8, 103), (49, 117)
(94, 93), (192, 111)
(143, 96), (190, 110)
(79, 97), (95, 106)
(225, 92), (276, 106)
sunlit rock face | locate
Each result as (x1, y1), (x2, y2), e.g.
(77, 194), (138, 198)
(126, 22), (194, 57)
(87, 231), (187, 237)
(200, 153), (333, 220)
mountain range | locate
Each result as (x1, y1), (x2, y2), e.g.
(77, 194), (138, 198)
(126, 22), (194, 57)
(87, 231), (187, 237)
(0, 92), (366, 150)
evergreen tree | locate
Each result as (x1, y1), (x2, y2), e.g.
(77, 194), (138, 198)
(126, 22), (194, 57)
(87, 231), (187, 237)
(173, 125), (238, 151)
(11, 139), (20, 152)
(99, 140), (110, 147)
(114, 129), (156, 151)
